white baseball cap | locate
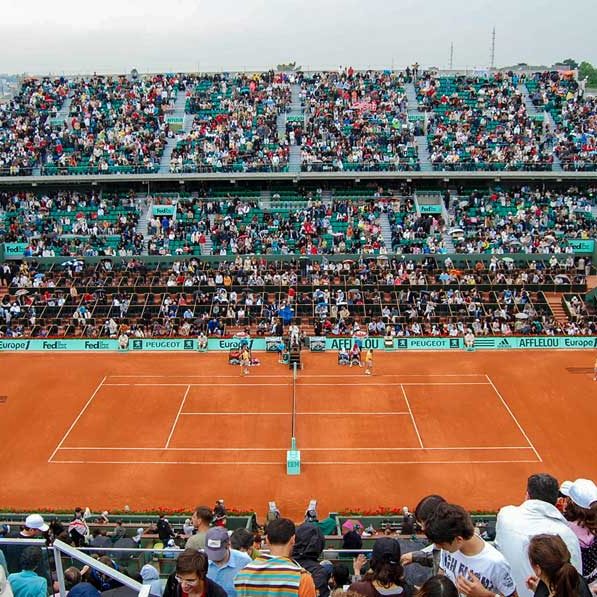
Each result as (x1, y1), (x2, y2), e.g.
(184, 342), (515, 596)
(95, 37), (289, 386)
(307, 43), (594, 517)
(559, 480), (573, 497)
(569, 479), (597, 509)
(25, 514), (49, 532)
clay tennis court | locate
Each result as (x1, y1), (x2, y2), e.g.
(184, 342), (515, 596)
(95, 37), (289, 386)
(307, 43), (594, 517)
(0, 350), (595, 518)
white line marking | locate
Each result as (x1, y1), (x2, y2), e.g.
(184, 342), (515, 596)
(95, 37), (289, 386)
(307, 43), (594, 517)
(485, 374), (542, 462)
(300, 382), (491, 386)
(56, 445), (535, 452)
(103, 383), (291, 387)
(48, 376), (107, 462)
(179, 411), (411, 416)
(400, 385), (424, 448)
(102, 382), (489, 387)
(49, 459), (540, 466)
(165, 385), (190, 449)
(107, 373), (487, 378)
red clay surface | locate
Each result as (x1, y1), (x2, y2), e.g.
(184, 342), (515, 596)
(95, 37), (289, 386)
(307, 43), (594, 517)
(0, 350), (595, 518)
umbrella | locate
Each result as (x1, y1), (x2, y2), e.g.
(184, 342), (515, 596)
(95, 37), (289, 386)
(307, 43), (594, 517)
(353, 331), (368, 338)
(449, 228), (464, 236)
(515, 312), (529, 319)
(15, 289), (29, 296)
(502, 257), (514, 263)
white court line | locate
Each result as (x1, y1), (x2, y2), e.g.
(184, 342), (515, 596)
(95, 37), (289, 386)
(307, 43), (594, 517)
(401, 385), (424, 448)
(103, 383), (291, 387)
(164, 385), (190, 449)
(48, 376), (107, 463)
(102, 382), (489, 387)
(485, 374), (543, 462)
(55, 445), (536, 452)
(179, 411), (411, 416)
(107, 373), (487, 379)
(49, 459), (540, 466)
(298, 382), (490, 386)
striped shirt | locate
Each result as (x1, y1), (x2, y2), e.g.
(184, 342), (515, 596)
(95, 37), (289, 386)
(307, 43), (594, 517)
(234, 554), (314, 597)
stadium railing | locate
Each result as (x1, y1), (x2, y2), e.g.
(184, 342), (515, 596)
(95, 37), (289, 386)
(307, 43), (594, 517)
(0, 538), (149, 597)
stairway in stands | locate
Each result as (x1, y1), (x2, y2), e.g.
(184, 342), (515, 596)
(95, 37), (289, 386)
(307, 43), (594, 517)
(135, 196), (151, 254)
(415, 136), (432, 172)
(260, 190), (272, 209)
(201, 214), (215, 256)
(285, 83), (304, 174)
(159, 92), (188, 173)
(404, 83), (419, 114)
(544, 293), (569, 324)
(521, 85), (538, 115)
(542, 110), (563, 172)
(379, 212), (393, 250)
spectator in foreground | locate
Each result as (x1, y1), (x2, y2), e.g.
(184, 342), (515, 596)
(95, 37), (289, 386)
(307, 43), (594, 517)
(234, 518), (316, 597)
(0, 565), (13, 597)
(349, 537), (413, 597)
(424, 503), (517, 597)
(292, 523), (330, 597)
(401, 495), (446, 575)
(205, 527), (251, 597)
(186, 506), (213, 551)
(16, 515), (49, 539)
(163, 549), (226, 597)
(415, 575), (457, 597)
(527, 534), (591, 597)
(495, 473), (582, 597)
(561, 478), (597, 584)
(140, 564), (163, 597)
(8, 547), (47, 597)
(230, 529), (260, 559)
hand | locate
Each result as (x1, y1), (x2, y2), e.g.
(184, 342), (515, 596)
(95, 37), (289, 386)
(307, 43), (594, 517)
(526, 576), (539, 592)
(353, 553), (367, 576)
(456, 572), (493, 597)
(400, 552), (414, 566)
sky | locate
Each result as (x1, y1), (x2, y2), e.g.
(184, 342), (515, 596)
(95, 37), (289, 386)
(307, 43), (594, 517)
(1, 0), (596, 75)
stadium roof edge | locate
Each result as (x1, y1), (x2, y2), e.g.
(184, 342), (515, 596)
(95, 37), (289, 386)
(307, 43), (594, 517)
(0, 171), (593, 186)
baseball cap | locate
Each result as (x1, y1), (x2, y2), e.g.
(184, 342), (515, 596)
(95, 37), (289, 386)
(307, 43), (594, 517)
(559, 480), (573, 497)
(25, 514), (49, 532)
(569, 479), (597, 509)
(205, 527), (230, 561)
(372, 537), (401, 564)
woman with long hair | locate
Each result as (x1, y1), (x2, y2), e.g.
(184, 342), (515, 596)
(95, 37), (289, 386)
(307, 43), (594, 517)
(563, 479), (597, 584)
(349, 537), (412, 597)
(527, 534), (592, 597)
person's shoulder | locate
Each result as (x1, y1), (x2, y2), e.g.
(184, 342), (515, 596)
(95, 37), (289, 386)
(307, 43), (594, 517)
(496, 503), (521, 520)
(206, 578), (228, 597)
(481, 540), (512, 564)
(231, 549), (252, 565)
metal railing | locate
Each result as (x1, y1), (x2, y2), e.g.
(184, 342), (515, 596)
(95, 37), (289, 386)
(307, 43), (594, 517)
(0, 538), (149, 597)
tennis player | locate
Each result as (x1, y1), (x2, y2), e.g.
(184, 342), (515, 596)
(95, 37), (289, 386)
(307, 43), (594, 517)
(364, 348), (373, 375)
(240, 347), (251, 376)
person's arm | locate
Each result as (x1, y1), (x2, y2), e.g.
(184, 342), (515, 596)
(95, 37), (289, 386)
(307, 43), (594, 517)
(456, 571), (518, 597)
(298, 571), (316, 597)
(352, 554), (367, 580)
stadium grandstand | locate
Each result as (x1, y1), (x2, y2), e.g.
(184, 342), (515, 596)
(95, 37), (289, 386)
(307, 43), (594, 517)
(1, 64), (597, 597)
